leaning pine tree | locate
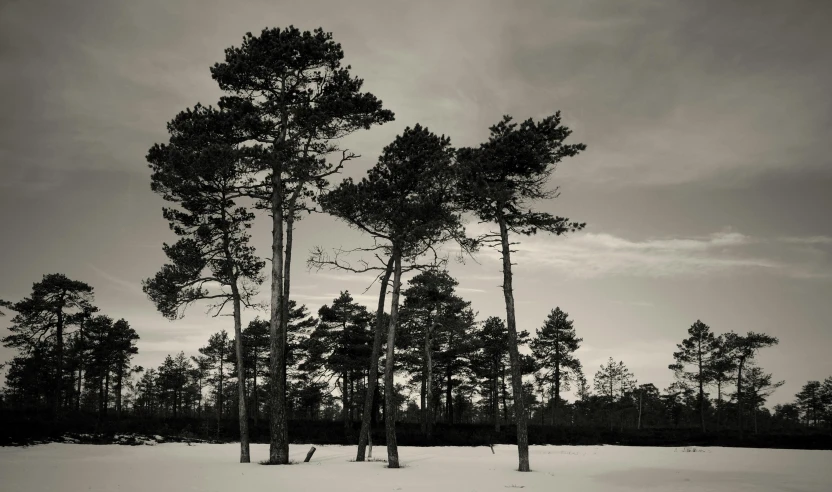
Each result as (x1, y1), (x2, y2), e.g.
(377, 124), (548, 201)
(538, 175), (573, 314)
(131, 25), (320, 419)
(457, 114), (586, 472)
(210, 26), (394, 464)
(143, 104), (265, 463)
(315, 125), (471, 467)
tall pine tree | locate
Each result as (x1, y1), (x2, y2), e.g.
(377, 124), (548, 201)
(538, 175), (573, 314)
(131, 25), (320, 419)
(457, 114), (586, 471)
(211, 26), (394, 464)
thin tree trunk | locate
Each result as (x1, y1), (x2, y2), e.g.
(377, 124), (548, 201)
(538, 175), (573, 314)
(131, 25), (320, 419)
(420, 375), (427, 435)
(343, 373), (350, 429)
(116, 361), (123, 418)
(445, 364), (453, 424)
(253, 349), (258, 425)
(493, 371), (500, 432)
(231, 285), (251, 462)
(553, 368), (561, 426)
(501, 365), (508, 423)
(268, 160), (289, 464)
(425, 321), (434, 437)
(737, 359), (745, 439)
(356, 256), (394, 461)
(98, 373), (105, 418)
(282, 213), (296, 397)
(217, 354), (224, 436)
(103, 365), (110, 418)
(55, 307), (64, 416)
(384, 250), (403, 469)
(368, 426), (373, 458)
(552, 329), (561, 427)
(77, 319), (84, 412)
(498, 217), (530, 472)
(698, 340), (705, 433)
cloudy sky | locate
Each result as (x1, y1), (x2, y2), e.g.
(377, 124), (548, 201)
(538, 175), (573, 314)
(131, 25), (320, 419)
(1, 0), (830, 406)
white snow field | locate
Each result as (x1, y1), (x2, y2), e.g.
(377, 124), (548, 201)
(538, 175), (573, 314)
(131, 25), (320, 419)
(1, 443), (829, 492)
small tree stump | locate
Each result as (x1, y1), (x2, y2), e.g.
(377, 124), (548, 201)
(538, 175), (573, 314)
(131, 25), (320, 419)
(304, 446), (317, 462)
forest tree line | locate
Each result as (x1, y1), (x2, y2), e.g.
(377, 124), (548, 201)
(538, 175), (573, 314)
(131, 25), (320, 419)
(2, 275), (830, 441)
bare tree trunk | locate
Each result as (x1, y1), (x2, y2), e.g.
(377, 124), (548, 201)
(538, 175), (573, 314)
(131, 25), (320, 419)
(553, 368), (561, 426)
(103, 365), (110, 418)
(368, 427), (373, 458)
(252, 349), (258, 425)
(356, 257), (394, 461)
(737, 359), (745, 440)
(77, 319), (84, 412)
(231, 286), (251, 463)
(384, 250), (403, 468)
(116, 361), (123, 418)
(98, 373), (105, 419)
(493, 371), (500, 432)
(425, 322), (434, 438)
(282, 215), (295, 394)
(716, 381), (722, 432)
(343, 373), (350, 429)
(420, 375), (427, 435)
(268, 164), (289, 464)
(698, 341), (706, 433)
(217, 354), (224, 437)
(445, 364), (453, 424)
(498, 217), (530, 472)
(501, 365), (508, 424)
(55, 308), (64, 416)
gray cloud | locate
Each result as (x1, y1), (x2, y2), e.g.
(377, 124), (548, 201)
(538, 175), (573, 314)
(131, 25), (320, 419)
(466, 224), (830, 280)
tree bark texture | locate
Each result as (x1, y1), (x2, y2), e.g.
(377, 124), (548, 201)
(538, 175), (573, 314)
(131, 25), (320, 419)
(498, 217), (530, 472)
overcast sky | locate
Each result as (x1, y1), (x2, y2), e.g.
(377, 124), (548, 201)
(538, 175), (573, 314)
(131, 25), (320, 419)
(1, 0), (830, 406)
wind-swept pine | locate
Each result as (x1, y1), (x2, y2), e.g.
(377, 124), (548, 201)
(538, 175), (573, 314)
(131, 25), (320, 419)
(1, 274), (95, 416)
(143, 104), (264, 463)
(530, 307), (582, 426)
(317, 125), (468, 467)
(723, 331), (778, 439)
(210, 26), (394, 464)
(457, 114), (586, 471)
(668, 320), (717, 432)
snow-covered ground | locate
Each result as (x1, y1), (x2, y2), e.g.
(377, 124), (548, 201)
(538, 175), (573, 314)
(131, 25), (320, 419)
(1, 443), (829, 491)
